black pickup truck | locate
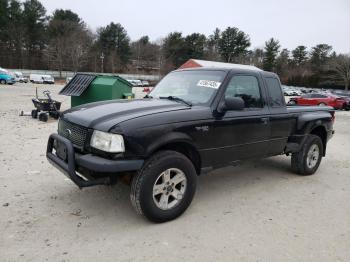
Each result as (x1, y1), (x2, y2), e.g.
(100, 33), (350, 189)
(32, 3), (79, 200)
(47, 67), (335, 222)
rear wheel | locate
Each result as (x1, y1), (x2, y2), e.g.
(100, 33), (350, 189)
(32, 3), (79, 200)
(288, 100), (296, 105)
(291, 135), (323, 176)
(31, 109), (38, 119)
(318, 102), (326, 106)
(130, 150), (197, 223)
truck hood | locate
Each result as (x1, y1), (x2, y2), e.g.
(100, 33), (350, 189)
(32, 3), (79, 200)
(62, 99), (189, 131)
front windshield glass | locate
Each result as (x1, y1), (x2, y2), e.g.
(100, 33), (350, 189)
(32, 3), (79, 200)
(149, 70), (226, 105)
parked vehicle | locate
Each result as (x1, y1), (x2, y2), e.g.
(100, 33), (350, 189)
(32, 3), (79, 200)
(42, 75), (55, 84)
(66, 77), (73, 84)
(13, 72), (28, 83)
(283, 89), (295, 96)
(331, 90), (350, 98)
(288, 93), (348, 110)
(331, 91), (350, 110)
(30, 74), (44, 84)
(282, 86), (302, 96)
(47, 67), (335, 222)
(141, 80), (150, 86)
(127, 79), (143, 86)
(290, 89), (302, 96)
(0, 69), (15, 85)
(30, 74), (55, 84)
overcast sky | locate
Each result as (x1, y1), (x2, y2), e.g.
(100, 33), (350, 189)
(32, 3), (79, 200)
(40, 0), (350, 53)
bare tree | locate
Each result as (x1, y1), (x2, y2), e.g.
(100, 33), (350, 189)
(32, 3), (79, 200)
(67, 29), (93, 72)
(329, 54), (350, 90)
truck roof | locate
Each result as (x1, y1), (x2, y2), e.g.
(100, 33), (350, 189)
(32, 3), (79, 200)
(176, 66), (278, 78)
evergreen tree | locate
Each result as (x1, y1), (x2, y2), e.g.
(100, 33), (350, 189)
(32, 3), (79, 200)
(292, 46), (308, 66)
(162, 32), (186, 68)
(263, 38), (280, 71)
(184, 33), (206, 60)
(310, 44), (332, 67)
(218, 27), (250, 63)
(22, 0), (47, 68)
(97, 22), (131, 72)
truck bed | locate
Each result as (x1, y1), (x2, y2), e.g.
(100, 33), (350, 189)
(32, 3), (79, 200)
(287, 105), (334, 113)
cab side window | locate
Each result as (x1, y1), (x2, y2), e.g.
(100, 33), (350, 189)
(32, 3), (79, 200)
(225, 75), (263, 108)
(265, 77), (285, 107)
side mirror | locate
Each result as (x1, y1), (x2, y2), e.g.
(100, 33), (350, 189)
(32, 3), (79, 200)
(218, 97), (244, 113)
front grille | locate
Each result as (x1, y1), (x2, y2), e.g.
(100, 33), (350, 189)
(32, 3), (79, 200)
(58, 119), (88, 147)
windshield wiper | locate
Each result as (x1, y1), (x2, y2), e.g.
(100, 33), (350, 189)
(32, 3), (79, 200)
(159, 96), (192, 107)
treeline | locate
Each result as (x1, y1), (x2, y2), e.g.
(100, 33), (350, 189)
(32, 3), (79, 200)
(0, 0), (349, 89)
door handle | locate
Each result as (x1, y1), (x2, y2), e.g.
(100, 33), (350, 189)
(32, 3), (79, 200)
(261, 117), (269, 124)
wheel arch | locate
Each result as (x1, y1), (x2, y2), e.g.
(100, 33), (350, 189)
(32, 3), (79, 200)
(309, 125), (327, 156)
(146, 132), (202, 175)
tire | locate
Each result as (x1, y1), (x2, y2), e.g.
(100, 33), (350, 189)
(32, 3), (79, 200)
(0, 79), (6, 84)
(288, 100), (296, 105)
(130, 150), (197, 223)
(318, 103), (326, 106)
(31, 109), (38, 119)
(38, 112), (48, 122)
(49, 111), (60, 119)
(291, 134), (323, 176)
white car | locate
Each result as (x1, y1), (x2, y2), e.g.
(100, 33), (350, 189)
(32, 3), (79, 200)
(30, 74), (55, 84)
(127, 79), (143, 86)
(141, 80), (150, 86)
(283, 88), (295, 96)
(42, 75), (55, 84)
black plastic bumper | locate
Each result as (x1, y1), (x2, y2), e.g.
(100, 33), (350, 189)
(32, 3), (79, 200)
(46, 133), (144, 188)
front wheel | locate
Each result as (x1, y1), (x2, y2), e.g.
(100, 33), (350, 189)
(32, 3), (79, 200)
(130, 150), (197, 223)
(318, 102), (327, 106)
(291, 135), (323, 175)
(0, 79), (6, 84)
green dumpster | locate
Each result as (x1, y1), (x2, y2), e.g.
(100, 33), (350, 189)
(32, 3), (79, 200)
(59, 74), (134, 107)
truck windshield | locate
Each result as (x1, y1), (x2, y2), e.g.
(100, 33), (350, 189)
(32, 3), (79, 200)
(149, 70), (226, 105)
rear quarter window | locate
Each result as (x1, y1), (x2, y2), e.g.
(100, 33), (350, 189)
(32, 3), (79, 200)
(265, 77), (285, 107)
(302, 94), (312, 98)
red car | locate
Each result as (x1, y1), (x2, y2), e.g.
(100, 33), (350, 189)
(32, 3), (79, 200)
(289, 93), (349, 110)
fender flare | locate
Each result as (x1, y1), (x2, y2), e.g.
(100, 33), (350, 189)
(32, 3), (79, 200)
(145, 132), (197, 156)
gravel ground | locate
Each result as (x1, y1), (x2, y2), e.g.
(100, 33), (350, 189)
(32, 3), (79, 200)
(0, 83), (349, 262)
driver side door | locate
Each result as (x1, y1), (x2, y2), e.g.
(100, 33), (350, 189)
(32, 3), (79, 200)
(200, 74), (270, 168)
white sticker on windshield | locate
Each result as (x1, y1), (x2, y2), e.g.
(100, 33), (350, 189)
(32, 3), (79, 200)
(197, 80), (221, 89)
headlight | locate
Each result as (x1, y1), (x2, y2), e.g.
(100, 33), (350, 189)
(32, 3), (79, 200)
(90, 130), (125, 153)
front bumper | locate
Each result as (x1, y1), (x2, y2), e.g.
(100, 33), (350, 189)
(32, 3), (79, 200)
(46, 133), (144, 188)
